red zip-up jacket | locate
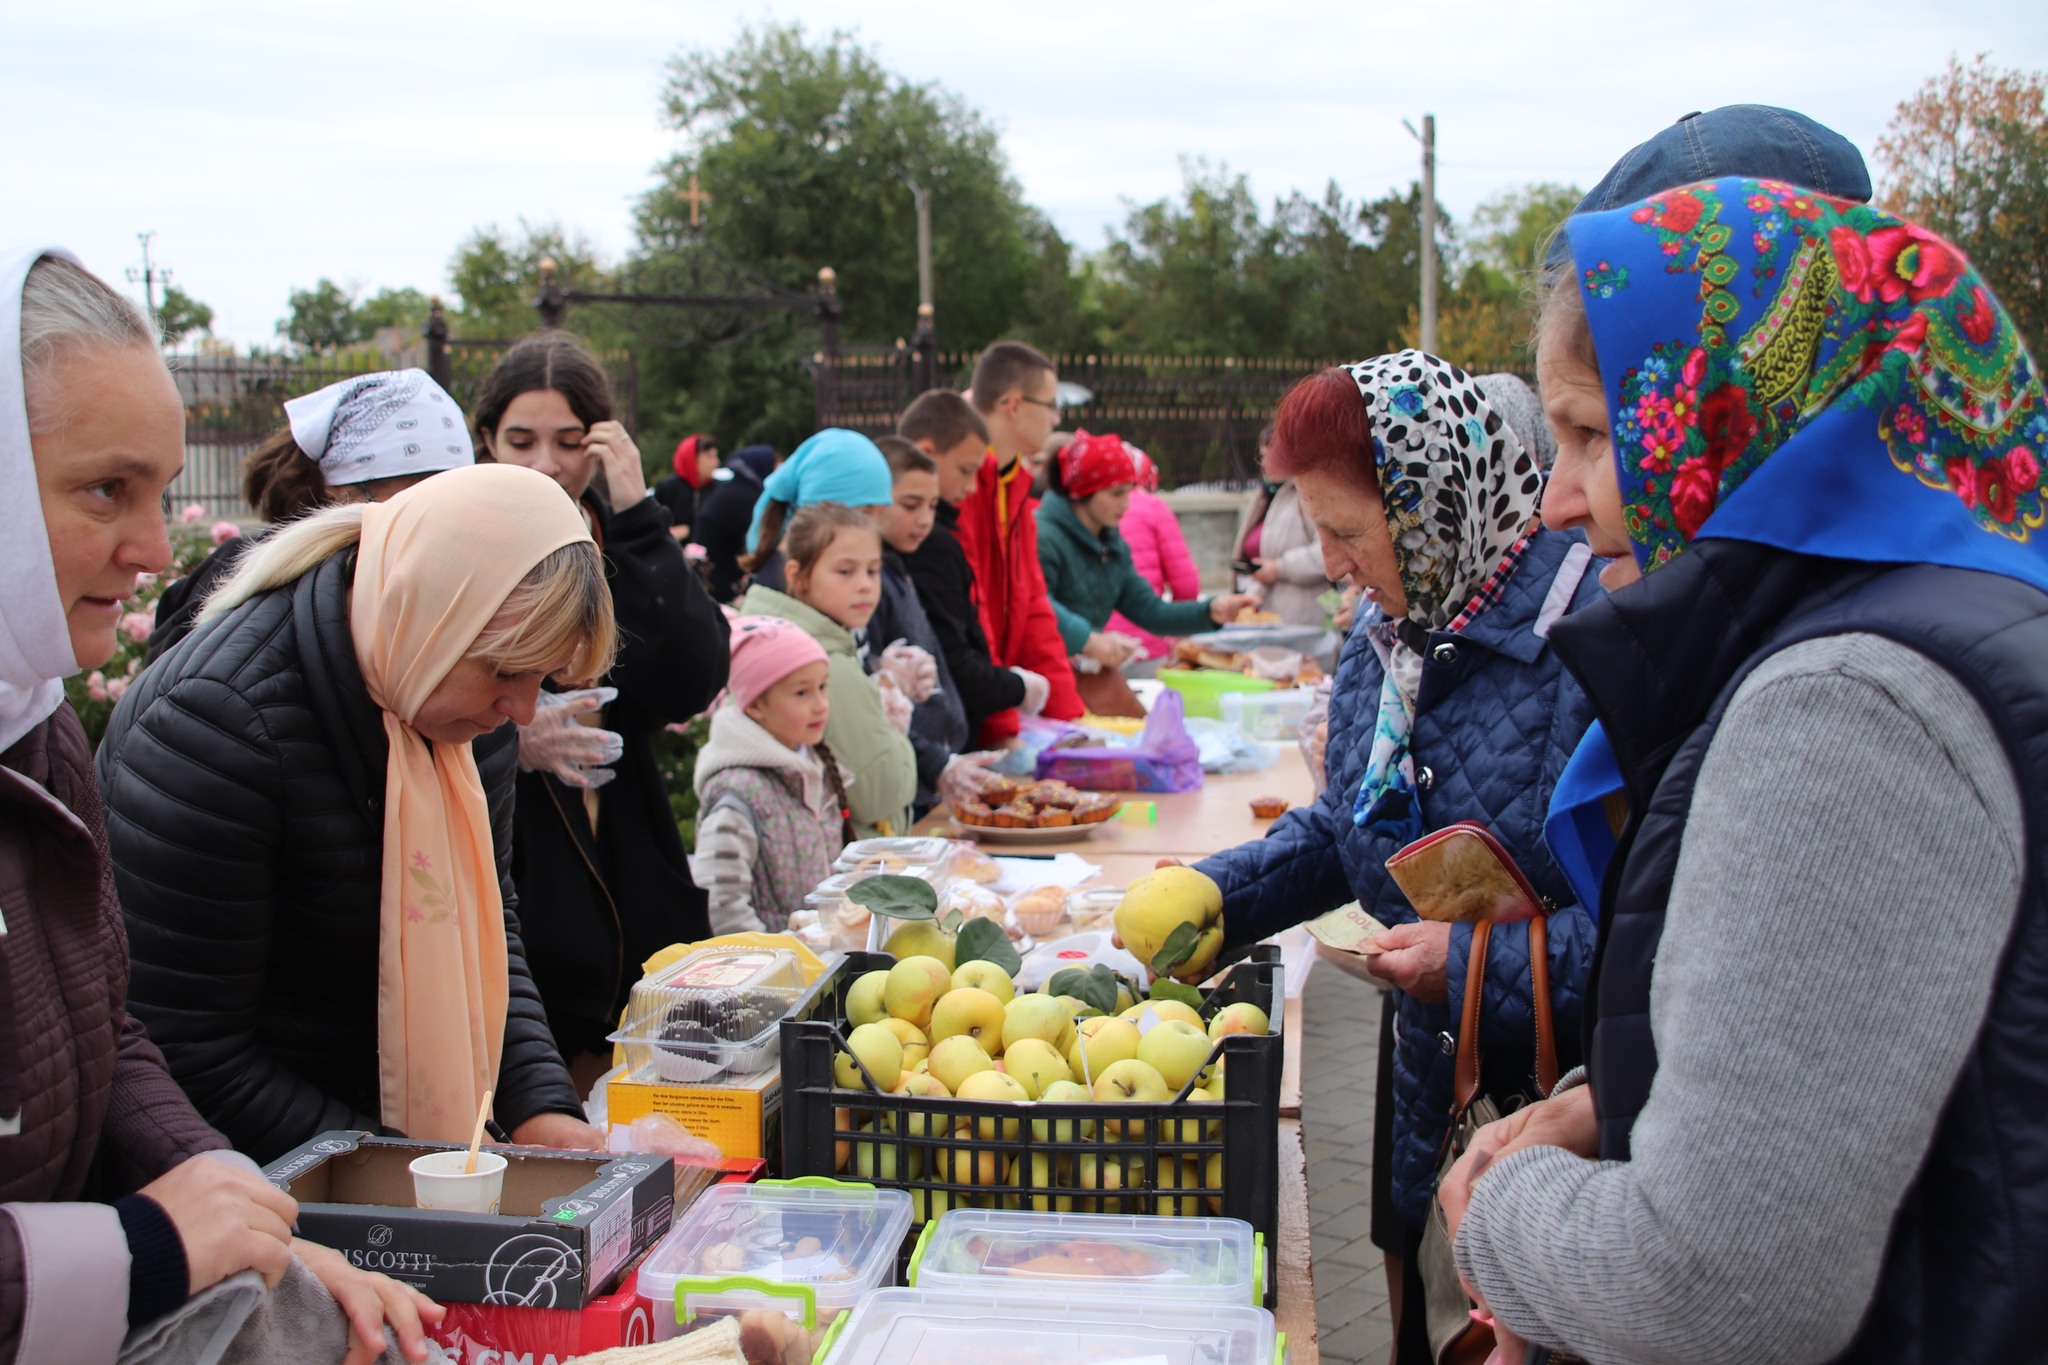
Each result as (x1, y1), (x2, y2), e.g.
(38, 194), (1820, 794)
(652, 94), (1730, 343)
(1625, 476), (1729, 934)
(953, 453), (1083, 742)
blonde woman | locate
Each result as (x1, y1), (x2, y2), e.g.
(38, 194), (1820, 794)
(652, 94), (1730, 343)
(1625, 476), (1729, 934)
(99, 462), (616, 1163)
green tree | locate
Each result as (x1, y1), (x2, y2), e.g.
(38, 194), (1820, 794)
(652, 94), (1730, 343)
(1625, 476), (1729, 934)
(628, 23), (1050, 452)
(355, 286), (433, 335)
(154, 284), (213, 347)
(278, 278), (359, 351)
(1094, 164), (1451, 361)
(1407, 181), (1582, 377)
(1876, 54), (2048, 357)
(447, 221), (610, 340)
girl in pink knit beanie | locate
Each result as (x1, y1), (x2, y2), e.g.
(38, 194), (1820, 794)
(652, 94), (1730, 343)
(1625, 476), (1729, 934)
(688, 617), (856, 933)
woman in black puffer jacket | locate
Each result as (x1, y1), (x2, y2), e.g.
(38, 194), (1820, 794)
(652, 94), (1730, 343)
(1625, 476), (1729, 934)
(472, 337), (730, 1078)
(98, 464), (615, 1164)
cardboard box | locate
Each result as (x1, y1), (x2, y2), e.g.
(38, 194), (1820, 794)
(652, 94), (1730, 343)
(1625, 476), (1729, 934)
(426, 1266), (656, 1363)
(264, 1133), (673, 1307)
(606, 1063), (781, 1162)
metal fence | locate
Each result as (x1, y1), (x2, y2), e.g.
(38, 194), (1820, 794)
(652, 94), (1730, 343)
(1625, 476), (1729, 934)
(167, 343), (639, 518)
(812, 347), (1343, 488)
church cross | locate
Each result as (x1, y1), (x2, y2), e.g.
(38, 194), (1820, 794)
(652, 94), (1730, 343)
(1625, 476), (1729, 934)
(680, 174), (712, 228)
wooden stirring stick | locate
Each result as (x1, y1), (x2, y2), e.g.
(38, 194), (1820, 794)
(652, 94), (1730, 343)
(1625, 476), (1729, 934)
(463, 1090), (494, 1175)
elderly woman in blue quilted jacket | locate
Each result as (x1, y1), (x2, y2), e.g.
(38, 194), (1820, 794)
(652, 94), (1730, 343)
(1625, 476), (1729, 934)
(1193, 354), (1601, 1357)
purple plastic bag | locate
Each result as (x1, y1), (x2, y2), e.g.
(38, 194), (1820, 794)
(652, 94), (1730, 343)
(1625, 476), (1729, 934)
(1034, 690), (1205, 792)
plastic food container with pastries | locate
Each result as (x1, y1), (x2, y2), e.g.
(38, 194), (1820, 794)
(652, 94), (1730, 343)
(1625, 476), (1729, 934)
(818, 1287), (1285, 1365)
(609, 947), (806, 1084)
(636, 1177), (912, 1342)
(907, 1208), (1266, 1306)
(834, 837), (957, 875)
(1063, 887), (1125, 934)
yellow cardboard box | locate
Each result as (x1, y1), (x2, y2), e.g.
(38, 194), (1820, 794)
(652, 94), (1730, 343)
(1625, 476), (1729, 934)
(605, 1065), (781, 1163)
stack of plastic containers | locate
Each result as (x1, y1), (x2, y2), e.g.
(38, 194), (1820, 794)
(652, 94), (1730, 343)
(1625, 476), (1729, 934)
(805, 1208), (1284, 1362)
(636, 1177), (912, 1346)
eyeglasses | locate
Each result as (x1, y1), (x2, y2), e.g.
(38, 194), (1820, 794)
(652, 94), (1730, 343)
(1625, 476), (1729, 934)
(1018, 394), (1062, 416)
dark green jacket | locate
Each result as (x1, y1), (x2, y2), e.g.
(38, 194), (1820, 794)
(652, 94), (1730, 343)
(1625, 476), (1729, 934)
(1034, 490), (1214, 653)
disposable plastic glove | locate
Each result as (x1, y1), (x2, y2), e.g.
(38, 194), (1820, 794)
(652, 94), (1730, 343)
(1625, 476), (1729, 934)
(1009, 667), (1051, 715)
(937, 750), (1007, 810)
(878, 639), (939, 703)
(875, 673), (914, 733)
(516, 687), (623, 789)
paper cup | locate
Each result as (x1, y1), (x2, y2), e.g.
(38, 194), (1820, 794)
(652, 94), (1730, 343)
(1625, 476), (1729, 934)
(410, 1149), (507, 1214)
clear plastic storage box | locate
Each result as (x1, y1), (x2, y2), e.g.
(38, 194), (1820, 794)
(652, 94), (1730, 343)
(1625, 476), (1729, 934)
(820, 1287), (1283, 1365)
(637, 1178), (913, 1343)
(908, 1209), (1265, 1306)
(1217, 688), (1318, 743)
(834, 837), (957, 876)
(608, 947), (805, 1084)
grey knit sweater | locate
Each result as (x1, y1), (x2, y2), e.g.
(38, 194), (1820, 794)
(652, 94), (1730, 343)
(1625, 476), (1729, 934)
(1456, 633), (2025, 1364)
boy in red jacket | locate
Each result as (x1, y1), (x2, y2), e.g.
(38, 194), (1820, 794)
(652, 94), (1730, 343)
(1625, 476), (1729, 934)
(955, 344), (1084, 740)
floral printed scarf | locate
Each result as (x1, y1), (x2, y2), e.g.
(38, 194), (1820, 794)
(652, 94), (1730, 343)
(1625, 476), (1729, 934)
(1348, 352), (1545, 828)
(1566, 176), (2048, 588)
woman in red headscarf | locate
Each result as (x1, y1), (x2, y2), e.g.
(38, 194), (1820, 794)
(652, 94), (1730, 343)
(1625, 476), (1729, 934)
(653, 432), (721, 541)
(1035, 430), (1256, 714)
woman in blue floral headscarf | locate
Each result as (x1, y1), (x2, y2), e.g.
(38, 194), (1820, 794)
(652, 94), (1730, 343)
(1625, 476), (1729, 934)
(1440, 180), (2048, 1364)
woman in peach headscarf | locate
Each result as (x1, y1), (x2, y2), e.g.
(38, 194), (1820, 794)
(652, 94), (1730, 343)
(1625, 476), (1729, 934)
(98, 462), (617, 1162)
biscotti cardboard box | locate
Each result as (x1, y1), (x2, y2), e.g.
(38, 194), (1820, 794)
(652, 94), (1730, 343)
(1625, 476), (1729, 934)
(264, 1132), (673, 1306)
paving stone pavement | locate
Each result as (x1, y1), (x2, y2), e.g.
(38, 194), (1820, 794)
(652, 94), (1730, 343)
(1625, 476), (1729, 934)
(1301, 960), (1396, 1365)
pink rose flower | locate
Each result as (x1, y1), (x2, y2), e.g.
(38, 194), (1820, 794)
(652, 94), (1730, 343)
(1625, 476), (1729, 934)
(105, 676), (129, 703)
(180, 503), (207, 524)
(210, 521), (241, 545)
(86, 672), (109, 703)
(120, 612), (153, 644)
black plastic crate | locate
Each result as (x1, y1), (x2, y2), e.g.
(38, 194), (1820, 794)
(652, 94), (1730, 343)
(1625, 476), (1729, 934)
(779, 945), (1283, 1304)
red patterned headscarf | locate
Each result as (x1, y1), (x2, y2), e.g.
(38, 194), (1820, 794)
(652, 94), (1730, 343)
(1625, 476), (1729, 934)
(1058, 429), (1140, 500)
(1130, 445), (1161, 491)
(672, 435), (713, 486)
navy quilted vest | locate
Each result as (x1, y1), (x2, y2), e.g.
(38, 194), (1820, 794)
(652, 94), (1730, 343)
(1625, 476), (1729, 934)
(1547, 539), (2048, 1363)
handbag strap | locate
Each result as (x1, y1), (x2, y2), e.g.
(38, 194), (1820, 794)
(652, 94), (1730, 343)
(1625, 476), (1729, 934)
(1449, 915), (1560, 1119)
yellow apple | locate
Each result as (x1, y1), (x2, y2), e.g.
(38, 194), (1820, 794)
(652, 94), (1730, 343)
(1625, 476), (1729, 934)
(1138, 1000), (1206, 1030)
(1136, 1019), (1216, 1091)
(929, 987), (1006, 1050)
(1001, 994), (1074, 1054)
(851, 1125), (921, 1181)
(1009, 1151), (1074, 1212)
(883, 955), (953, 1029)
(890, 1070), (953, 1138)
(1152, 1155), (1205, 1216)
(833, 1105), (853, 1171)
(883, 920), (957, 972)
(1065, 1016), (1141, 1086)
(835, 1022), (903, 1092)
(1052, 994), (1102, 1020)
(955, 1068), (1029, 1139)
(935, 1123), (1004, 1188)
(1092, 1057), (1170, 1138)
(1074, 1151), (1143, 1214)
(877, 1017), (930, 1072)
(927, 1035), (995, 1094)
(909, 1184), (954, 1224)
(1031, 1079), (1098, 1142)
(1001, 1038), (1072, 1098)
(846, 969), (892, 1027)
(951, 960), (1015, 1004)
(1113, 866), (1225, 978)
(1204, 1150), (1225, 1214)
(1208, 1002), (1270, 1040)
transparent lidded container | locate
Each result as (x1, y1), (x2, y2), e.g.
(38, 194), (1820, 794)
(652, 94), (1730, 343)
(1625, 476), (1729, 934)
(907, 1208), (1264, 1306)
(821, 1286), (1283, 1365)
(608, 946), (804, 1083)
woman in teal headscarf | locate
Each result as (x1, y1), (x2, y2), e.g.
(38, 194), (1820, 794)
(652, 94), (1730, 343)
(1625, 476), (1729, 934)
(1441, 179), (2048, 1363)
(740, 428), (895, 591)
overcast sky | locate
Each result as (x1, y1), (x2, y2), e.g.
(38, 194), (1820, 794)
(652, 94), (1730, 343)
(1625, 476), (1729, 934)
(5, 1), (2044, 346)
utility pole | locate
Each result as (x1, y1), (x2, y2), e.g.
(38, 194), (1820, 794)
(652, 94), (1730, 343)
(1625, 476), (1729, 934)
(1404, 116), (1439, 355)
(126, 231), (168, 330)
(907, 180), (938, 393)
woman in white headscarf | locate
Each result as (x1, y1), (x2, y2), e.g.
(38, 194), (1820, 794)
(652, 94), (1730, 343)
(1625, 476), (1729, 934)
(146, 367), (476, 663)
(0, 245), (441, 1365)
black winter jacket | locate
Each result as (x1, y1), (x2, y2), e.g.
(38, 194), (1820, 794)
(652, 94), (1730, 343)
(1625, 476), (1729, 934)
(696, 465), (768, 604)
(96, 549), (583, 1165)
(902, 505), (1024, 745)
(509, 491), (729, 1059)
(144, 534), (253, 666)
